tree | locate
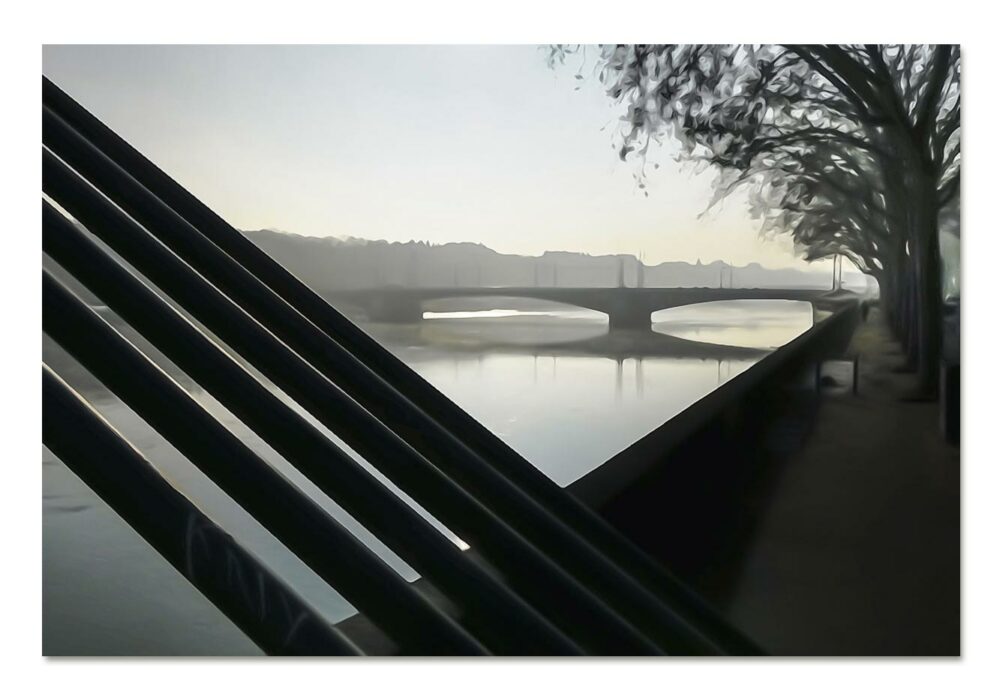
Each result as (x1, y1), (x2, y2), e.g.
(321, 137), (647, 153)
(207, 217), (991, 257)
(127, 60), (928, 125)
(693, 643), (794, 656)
(552, 44), (960, 394)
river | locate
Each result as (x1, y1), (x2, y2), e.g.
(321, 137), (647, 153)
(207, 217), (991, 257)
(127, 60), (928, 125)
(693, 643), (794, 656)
(42, 299), (814, 654)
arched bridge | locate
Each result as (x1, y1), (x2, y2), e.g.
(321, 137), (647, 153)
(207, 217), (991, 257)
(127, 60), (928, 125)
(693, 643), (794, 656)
(326, 286), (835, 330)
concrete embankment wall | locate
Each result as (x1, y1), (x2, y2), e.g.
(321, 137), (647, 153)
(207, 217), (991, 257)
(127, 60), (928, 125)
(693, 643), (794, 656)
(568, 302), (861, 585)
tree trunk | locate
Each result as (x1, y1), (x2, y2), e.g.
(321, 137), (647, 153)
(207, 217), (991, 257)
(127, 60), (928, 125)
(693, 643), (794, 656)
(882, 242), (907, 336)
(894, 258), (919, 369)
(910, 172), (944, 397)
(914, 236), (943, 396)
(905, 262), (919, 364)
(877, 257), (898, 328)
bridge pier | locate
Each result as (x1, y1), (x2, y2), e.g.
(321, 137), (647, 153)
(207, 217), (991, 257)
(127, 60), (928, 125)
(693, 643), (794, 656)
(364, 295), (424, 323)
(607, 305), (653, 332)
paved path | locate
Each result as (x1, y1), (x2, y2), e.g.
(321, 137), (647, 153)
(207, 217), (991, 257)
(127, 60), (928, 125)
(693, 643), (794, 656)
(722, 309), (960, 655)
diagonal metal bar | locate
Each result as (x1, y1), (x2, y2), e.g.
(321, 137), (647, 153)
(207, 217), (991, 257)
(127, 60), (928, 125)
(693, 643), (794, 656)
(42, 154), (658, 656)
(42, 364), (362, 656)
(42, 103), (718, 655)
(43, 200), (581, 656)
(43, 75), (759, 654)
(42, 271), (486, 656)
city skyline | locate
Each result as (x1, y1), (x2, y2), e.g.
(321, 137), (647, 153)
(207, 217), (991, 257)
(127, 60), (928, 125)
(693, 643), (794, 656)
(43, 44), (829, 270)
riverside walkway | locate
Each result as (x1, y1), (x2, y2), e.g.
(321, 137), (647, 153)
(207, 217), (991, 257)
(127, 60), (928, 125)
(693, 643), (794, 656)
(721, 308), (960, 655)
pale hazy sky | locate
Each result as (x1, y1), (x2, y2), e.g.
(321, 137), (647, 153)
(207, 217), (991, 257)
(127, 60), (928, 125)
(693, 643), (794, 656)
(43, 44), (820, 268)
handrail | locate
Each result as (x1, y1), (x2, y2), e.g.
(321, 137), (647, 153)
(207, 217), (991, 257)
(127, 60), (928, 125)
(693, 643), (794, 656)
(43, 98), (721, 657)
(42, 365), (361, 657)
(42, 147), (659, 655)
(43, 271), (485, 656)
(42, 75), (760, 655)
(43, 201), (581, 657)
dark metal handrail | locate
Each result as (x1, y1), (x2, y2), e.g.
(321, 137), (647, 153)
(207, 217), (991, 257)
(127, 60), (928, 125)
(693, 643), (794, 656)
(42, 75), (759, 655)
(43, 101), (719, 657)
(42, 365), (361, 657)
(43, 201), (581, 657)
(42, 146), (659, 656)
(43, 272), (485, 656)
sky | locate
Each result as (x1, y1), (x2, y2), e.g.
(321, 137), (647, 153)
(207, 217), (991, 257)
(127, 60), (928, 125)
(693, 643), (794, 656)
(43, 44), (826, 269)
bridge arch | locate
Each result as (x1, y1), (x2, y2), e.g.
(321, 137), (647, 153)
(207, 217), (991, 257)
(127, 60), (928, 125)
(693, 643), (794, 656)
(651, 299), (816, 349)
(421, 295), (608, 323)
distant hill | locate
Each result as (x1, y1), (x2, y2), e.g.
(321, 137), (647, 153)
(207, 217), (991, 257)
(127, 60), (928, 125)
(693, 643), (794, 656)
(243, 229), (866, 293)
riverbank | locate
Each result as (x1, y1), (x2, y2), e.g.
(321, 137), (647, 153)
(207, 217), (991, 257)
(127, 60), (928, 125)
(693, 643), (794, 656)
(721, 308), (960, 655)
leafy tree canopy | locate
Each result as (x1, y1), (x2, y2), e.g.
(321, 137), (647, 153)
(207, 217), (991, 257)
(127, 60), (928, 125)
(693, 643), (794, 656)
(549, 45), (960, 278)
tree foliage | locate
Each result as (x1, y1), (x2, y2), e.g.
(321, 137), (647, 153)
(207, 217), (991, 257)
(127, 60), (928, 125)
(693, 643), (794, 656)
(551, 44), (960, 390)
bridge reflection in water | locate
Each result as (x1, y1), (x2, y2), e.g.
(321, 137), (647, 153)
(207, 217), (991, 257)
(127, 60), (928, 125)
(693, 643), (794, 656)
(346, 299), (819, 488)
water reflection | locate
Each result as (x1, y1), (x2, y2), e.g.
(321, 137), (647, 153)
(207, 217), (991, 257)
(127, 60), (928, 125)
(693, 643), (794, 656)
(404, 351), (756, 486)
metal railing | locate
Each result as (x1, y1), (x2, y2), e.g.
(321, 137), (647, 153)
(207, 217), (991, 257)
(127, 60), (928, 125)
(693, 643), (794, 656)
(42, 365), (361, 657)
(41, 76), (761, 656)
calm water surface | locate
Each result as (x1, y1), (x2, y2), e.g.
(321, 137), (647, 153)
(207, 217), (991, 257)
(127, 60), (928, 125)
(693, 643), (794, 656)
(43, 299), (813, 654)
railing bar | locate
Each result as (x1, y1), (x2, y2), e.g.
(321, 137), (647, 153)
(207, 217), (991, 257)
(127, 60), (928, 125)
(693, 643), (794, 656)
(42, 152), (656, 656)
(41, 74), (757, 653)
(43, 200), (581, 656)
(42, 364), (362, 656)
(42, 103), (717, 655)
(42, 271), (486, 656)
